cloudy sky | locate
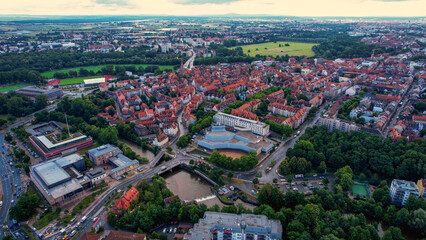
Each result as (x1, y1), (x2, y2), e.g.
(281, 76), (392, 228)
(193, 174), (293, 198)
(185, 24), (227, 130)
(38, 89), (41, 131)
(1, 0), (425, 17)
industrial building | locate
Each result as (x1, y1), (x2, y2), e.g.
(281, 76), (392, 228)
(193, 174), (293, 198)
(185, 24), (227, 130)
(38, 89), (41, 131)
(15, 85), (63, 100)
(184, 212), (282, 240)
(213, 112), (270, 136)
(197, 126), (274, 155)
(390, 179), (420, 206)
(29, 154), (91, 205)
(87, 144), (139, 179)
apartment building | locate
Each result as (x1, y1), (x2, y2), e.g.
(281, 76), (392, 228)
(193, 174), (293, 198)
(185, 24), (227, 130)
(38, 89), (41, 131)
(390, 179), (420, 206)
(213, 112), (270, 136)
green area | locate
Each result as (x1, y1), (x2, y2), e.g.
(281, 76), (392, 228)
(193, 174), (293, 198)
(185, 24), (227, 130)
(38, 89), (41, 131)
(351, 183), (369, 197)
(33, 211), (59, 229)
(232, 41), (317, 57)
(41, 64), (176, 79)
(0, 84), (27, 92)
(59, 75), (103, 86)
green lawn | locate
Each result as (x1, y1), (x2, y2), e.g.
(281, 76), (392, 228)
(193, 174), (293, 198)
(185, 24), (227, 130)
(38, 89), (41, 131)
(232, 41), (318, 57)
(41, 64), (177, 79)
(59, 76), (104, 86)
(0, 84), (28, 92)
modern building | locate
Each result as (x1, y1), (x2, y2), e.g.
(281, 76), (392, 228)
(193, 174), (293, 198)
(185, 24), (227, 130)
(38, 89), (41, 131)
(213, 112), (270, 136)
(86, 144), (139, 180)
(389, 179), (420, 206)
(197, 126), (273, 155)
(86, 168), (106, 186)
(15, 86), (63, 100)
(29, 132), (93, 160)
(29, 154), (91, 205)
(184, 212), (282, 240)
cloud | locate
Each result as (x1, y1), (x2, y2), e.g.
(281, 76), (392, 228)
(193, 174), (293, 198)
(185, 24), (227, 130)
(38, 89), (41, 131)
(94, 0), (132, 6)
(174, 0), (242, 5)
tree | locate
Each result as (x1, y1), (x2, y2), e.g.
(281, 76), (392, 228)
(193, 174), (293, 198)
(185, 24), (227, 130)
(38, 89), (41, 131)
(335, 166), (354, 191)
(96, 226), (104, 233)
(151, 231), (159, 239)
(382, 226), (404, 240)
(317, 161), (327, 173)
(252, 178), (259, 185)
(34, 94), (48, 110)
(394, 208), (410, 228)
(9, 192), (41, 221)
(227, 172), (234, 179)
(322, 177), (329, 186)
(108, 107), (115, 116)
(408, 208), (426, 232)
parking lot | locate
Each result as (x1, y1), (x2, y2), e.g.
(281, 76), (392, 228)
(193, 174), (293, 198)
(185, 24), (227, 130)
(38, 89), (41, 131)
(275, 175), (335, 195)
(153, 224), (179, 240)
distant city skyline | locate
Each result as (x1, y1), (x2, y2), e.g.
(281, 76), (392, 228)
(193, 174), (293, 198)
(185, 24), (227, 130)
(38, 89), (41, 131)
(1, 0), (425, 17)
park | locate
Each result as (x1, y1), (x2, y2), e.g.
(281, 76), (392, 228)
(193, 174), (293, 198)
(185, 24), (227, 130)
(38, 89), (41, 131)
(232, 41), (318, 57)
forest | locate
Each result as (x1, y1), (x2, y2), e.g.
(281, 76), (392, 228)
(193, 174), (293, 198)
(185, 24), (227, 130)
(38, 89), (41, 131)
(285, 126), (426, 182)
(0, 47), (184, 84)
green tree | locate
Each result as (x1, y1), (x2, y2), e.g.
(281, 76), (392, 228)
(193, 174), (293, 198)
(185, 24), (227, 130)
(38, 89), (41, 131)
(34, 94), (48, 110)
(252, 178), (259, 185)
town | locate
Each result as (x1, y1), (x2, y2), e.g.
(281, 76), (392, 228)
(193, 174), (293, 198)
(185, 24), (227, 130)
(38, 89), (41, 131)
(0, 15), (425, 240)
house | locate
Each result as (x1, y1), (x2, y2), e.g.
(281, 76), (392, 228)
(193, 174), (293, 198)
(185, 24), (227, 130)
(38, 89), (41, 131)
(113, 186), (140, 214)
(153, 132), (169, 147)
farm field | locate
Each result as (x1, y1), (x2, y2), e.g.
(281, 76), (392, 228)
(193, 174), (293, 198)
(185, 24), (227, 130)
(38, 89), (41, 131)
(0, 84), (28, 92)
(232, 41), (318, 57)
(59, 76), (104, 86)
(41, 64), (176, 79)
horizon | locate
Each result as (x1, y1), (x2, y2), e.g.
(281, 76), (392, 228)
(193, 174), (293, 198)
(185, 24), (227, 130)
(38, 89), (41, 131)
(1, 0), (425, 18)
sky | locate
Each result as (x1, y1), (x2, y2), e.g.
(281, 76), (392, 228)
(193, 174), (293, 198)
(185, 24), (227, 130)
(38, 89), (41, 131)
(1, 0), (425, 17)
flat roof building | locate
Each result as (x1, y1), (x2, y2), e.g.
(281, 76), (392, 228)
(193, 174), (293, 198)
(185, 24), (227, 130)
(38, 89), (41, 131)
(184, 211), (282, 240)
(15, 86), (63, 100)
(29, 154), (90, 205)
(213, 112), (270, 136)
(197, 126), (273, 154)
(390, 179), (420, 206)
(29, 132), (93, 160)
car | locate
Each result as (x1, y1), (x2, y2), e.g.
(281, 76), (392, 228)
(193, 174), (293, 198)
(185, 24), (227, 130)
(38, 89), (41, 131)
(75, 223), (81, 229)
(11, 200), (14, 204)
(93, 217), (98, 222)
(166, 228), (170, 233)
(174, 228), (177, 233)
(25, 235), (29, 239)
(163, 228), (166, 233)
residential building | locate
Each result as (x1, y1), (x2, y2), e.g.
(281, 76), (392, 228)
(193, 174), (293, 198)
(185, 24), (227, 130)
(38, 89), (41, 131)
(390, 179), (420, 206)
(153, 132), (169, 147)
(113, 186), (140, 214)
(184, 211), (282, 240)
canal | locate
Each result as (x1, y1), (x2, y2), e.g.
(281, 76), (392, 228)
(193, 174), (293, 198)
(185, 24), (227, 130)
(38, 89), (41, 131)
(118, 137), (155, 161)
(164, 169), (255, 210)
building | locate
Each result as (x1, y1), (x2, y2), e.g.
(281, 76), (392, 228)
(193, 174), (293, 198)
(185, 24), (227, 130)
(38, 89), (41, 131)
(184, 212), (282, 240)
(29, 132), (93, 160)
(87, 144), (121, 166)
(29, 154), (91, 205)
(197, 126), (273, 155)
(153, 132), (169, 147)
(113, 186), (140, 214)
(213, 112), (270, 136)
(87, 144), (139, 180)
(316, 117), (361, 132)
(86, 168), (106, 186)
(389, 179), (420, 206)
(15, 86), (63, 100)
(417, 179), (426, 200)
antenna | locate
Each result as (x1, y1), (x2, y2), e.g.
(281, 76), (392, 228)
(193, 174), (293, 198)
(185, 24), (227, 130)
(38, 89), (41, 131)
(65, 113), (71, 137)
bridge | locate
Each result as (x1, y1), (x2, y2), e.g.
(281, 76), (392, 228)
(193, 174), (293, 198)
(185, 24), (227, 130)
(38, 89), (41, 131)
(149, 151), (165, 168)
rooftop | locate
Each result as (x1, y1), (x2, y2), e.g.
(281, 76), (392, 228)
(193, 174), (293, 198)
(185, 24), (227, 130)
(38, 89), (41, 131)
(87, 144), (120, 157)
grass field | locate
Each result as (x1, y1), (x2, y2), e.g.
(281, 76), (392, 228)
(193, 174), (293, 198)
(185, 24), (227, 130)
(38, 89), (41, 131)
(59, 75), (104, 86)
(351, 183), (370, 197)
(233, 41), (318, 57)
(0, 84), (28, 92)
(41, 64), (176, 79)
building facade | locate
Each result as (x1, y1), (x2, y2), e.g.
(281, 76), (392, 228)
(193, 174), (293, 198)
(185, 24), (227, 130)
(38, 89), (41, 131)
(390, 179), (420, 206)
(213, 112), (270, 136)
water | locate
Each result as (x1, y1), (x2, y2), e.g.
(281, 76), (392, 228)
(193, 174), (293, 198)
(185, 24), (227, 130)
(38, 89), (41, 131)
(119, 138), (155, 161)
(164, 169), (255, 210)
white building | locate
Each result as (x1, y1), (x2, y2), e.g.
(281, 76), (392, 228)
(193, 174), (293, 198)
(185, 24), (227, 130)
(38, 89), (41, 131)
(213, 112), (270, 136)
(390, 179), (420, 206)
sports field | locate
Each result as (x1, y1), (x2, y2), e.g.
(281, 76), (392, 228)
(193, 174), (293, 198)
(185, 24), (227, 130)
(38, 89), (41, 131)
(233, 41), (318, 57)
(0, 84), (28, 92)
(351, 182), (370, 198)
(59, 76), (104, 86)
(41, 64), (176, 79)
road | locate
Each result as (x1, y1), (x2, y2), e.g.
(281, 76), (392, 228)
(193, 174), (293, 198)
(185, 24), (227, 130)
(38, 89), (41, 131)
(183, 49), (195, 70)
(0, 103), (57, 239)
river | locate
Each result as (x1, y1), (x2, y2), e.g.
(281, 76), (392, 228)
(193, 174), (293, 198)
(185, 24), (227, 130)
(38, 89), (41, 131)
(164, 169), (255, 210)
(118, 137), (155, 161)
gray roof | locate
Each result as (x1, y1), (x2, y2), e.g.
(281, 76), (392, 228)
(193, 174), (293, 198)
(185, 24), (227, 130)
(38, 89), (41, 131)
(87, 168), (106, 179)
(87, 144), (120, 157)
(32, 161), (70, 188)
(52, 154), (83, 168)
